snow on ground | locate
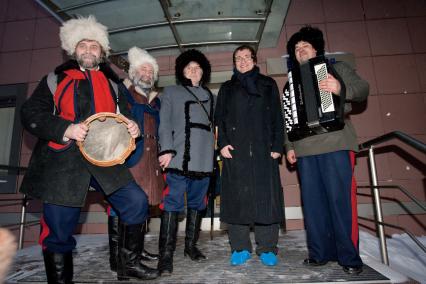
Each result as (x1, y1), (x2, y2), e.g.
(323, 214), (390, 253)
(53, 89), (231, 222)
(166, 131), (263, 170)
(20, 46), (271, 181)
(359, 230), (426, 283)
(5, 229), (425, 283)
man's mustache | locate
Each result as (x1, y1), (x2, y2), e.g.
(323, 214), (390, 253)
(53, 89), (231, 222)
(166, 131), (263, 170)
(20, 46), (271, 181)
(81, 53), (97, 59)
(133, 76), (154, 88)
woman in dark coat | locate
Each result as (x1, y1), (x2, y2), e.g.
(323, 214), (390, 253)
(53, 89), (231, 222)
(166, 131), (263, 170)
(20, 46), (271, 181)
(214, 45), (285, 266)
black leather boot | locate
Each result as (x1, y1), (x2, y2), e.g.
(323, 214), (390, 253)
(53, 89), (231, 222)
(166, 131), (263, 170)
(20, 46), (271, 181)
(157, 211), (178, 276)
(43, 250), (73, 284)
(109, 216), (159, 272)
(140, 221), (159, 261)
(140, 249), (159, 261)
(184, 208), (206, 261)
(108, 216), (119, 272)
(117, 222), (159, 281)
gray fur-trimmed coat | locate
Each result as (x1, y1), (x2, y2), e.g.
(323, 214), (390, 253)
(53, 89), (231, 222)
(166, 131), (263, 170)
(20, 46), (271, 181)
(158, 85), (215, 177)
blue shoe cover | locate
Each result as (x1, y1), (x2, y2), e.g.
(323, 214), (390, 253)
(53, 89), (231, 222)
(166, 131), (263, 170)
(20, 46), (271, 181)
(260, 252), (278, 266)
(230, 250), (251, 266)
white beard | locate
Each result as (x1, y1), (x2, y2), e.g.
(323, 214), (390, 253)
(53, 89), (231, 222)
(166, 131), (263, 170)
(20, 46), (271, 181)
(134, 80), (152, 89)
(132, 75), (153, 90)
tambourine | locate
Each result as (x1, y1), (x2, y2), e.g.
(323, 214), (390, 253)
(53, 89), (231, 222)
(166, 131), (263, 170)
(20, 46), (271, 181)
(77, 112), (136, 167)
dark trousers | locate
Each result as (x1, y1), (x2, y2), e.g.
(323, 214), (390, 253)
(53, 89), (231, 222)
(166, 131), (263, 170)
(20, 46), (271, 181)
(160, 173), (210, 212)
(228, 223), (279, 255)
(40, 180), (149, 253)
(297, 150), (362, 267)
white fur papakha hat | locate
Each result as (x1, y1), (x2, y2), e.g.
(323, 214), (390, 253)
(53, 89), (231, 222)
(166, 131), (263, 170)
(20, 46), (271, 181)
(128, 46), (159, 82)
(59, 15), (110, 56)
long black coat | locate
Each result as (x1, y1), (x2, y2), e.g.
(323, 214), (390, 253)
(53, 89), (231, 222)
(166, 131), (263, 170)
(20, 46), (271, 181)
(214, 73), (285, 224)
(20, 60), (134, 207)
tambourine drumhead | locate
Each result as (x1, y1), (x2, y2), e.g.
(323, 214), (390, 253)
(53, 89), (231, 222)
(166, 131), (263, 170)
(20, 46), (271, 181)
(78, 112), (136, 167)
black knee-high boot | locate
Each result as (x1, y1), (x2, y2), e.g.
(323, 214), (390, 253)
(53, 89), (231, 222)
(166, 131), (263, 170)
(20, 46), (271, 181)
(108, 216), (119, 271)
(157, 211), (178, 276)
(43, 250), (73, 284)
(108, 216), (158, 272)
(117, 222), (159, 280)
(184, 208), (206, 261)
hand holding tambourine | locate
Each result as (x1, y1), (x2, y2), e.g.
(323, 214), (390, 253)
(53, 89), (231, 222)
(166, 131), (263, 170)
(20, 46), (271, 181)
(76, 112), (137, 167)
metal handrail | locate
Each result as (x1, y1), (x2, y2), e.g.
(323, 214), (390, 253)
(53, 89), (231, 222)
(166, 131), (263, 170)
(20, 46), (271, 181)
(0, 194), (31, 249)
(359, 131), (426, 153)
(0, 164), (28, 172)
(358, 185), (426, 212)
(2, 220), (39, 229)
(1, 164), (28, 249)
(358, 131), (426, 265)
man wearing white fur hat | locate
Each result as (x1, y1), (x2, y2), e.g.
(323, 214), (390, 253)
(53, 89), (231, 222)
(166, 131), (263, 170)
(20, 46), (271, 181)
(20, 16), (158, 282)
(125, 47), (165, 208)
(107, 47), (165, 271)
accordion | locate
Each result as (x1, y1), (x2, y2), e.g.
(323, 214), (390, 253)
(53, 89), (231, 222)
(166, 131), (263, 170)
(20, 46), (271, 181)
(283, 55), (345, 142)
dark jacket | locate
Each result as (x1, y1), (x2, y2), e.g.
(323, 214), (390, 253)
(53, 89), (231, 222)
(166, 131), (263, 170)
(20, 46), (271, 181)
(214, 72), (285, 224)
(20, 60), (134, 207)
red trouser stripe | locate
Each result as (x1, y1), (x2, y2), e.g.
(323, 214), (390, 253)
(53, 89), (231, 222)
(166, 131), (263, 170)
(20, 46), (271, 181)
(349, 151), (359, 250)
(39, 216), (50, 250)
(159, 173), (169, 210)
(203, 194), (208, 206)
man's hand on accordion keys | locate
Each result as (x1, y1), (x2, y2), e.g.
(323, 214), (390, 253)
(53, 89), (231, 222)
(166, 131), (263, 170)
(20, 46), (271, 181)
(318, 73), (341, 96)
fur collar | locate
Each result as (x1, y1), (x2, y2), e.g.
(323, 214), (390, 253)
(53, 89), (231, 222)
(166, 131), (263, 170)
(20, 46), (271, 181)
(123, 78), (159, 103)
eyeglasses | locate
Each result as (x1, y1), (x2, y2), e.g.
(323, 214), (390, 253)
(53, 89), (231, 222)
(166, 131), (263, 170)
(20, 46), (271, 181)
(234, 56), (253, 63)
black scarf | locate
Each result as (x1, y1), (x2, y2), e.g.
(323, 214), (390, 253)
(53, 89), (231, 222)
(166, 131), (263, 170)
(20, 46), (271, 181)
(232, 66), (260, 95)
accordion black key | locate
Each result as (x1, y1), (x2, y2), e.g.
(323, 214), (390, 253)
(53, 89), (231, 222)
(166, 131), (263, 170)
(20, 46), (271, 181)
(283, 55), (345, 142)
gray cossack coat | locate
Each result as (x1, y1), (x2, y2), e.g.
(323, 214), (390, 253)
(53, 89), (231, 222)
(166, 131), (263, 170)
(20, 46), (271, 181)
(215, 73), (285, 225)
(158, 85), (215, 177)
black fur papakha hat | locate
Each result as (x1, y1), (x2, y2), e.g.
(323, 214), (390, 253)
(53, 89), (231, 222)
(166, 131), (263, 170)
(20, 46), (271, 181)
(287, 26), (325, 63)
(175, 49), (211, 86)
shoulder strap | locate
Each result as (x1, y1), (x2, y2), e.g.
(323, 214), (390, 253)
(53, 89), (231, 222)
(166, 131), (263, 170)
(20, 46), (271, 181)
(109, 79), (118, 96)
(183, 85), (212, 125)
(47, 72), (58, 115)
(108, 79), (120, 114)
(47, 72), (57, 95)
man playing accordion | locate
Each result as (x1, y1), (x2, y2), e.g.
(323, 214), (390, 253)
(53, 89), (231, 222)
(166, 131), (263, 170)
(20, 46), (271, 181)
(284, 26), (369, 275)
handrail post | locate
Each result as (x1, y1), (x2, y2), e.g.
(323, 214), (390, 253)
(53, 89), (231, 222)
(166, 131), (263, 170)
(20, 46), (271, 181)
(368, 147), (389, 265)
(18, 195), (27, 249)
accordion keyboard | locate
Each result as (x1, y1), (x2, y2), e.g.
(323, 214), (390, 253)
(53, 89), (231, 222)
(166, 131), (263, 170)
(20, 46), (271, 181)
(314, 63), (335, 113)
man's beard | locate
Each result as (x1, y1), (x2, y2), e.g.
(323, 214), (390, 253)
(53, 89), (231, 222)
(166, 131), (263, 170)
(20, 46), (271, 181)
(132, 75), (154, 89)
(76, 53), (102, 69)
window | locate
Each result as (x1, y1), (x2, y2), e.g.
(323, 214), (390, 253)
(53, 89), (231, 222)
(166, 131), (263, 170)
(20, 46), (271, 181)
(0, 84), (27, 193)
